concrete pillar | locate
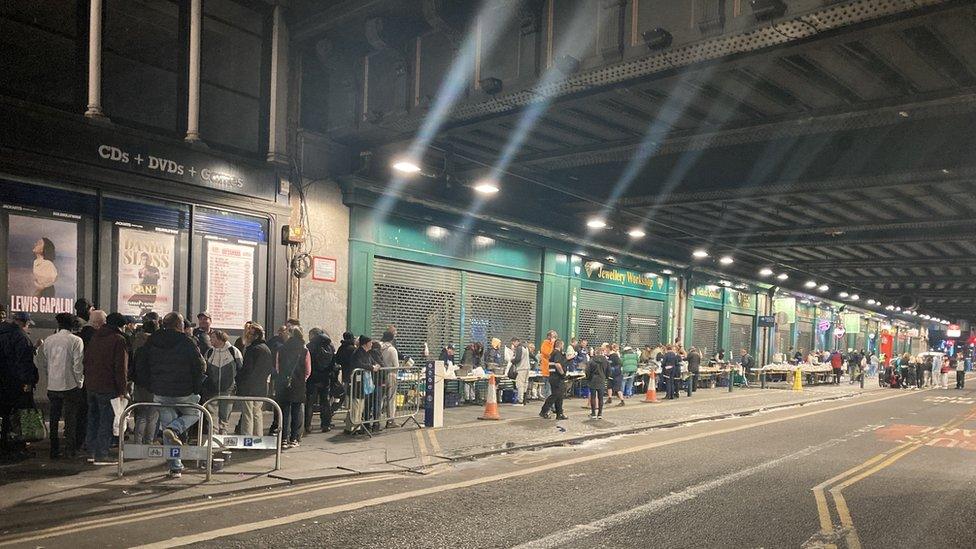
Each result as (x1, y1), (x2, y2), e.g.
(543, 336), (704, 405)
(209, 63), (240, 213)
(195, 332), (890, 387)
(267, 3), (289, 164)
(185, 0), (202, 142)
(85, 0), (106, 119)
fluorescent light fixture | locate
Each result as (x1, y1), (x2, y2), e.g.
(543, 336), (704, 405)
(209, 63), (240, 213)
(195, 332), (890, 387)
(587, 218), (607, 229)
(850, 294), (859, 301)
(776, 273), (789, 280)
(391, 158), (422, 174)
(885, 305), (895, 311)
(473, 180), (500, 194)
(759, 268), (773, 277)
(838, 291), (849, 298)
(692, 249), (709, 258)
(866, 299), (876, 305)
(645, 272), (657, 278)
(628, 228), (646, 238)
(818, 284), (829, 292)
(719, 255), (734, 265)
(661, 269), (674, 275)
(605, 255), (615, 262)
(804, 280), (817, 289)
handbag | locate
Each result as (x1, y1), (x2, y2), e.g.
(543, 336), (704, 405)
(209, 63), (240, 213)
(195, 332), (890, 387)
(507, 362), (518, 380)
(17, 408), (46, 442)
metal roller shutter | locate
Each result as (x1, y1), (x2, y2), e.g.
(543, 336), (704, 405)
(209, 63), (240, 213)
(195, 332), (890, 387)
(776, 324), (792, 355)
(692, 308), (719, 355)
(371, 258), (461, 360)
(463, 272), (537, 350)
(579, 290), (621, 345)
(729, 313), (754, 355)
(797, 321), (814, 352)
(623, 296), (664, 347)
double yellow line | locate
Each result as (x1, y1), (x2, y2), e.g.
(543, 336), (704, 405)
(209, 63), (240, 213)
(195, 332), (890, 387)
(812, 404), (976, 549)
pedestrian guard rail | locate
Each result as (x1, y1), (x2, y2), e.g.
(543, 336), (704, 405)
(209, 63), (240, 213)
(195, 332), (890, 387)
(347, 365), (425, 436)
(202, 395), (283, 472)
(117, 402), (214, 480)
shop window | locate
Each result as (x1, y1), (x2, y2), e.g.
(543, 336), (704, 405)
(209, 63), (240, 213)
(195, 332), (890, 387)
(692, 308), (719, 356)
(103, 0), (182, 135)
(0, 0), (83, 109)
(0, 180), (96, 328)
(191, 207), (269, 335)
(200, 0), (269, 155)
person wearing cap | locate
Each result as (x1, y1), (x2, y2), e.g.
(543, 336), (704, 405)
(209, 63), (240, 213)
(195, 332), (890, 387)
(0, 312), (39, 456)
(83, 312), (129, 465)
(193, 312), (214, 356)
(34, 313), (84, 458)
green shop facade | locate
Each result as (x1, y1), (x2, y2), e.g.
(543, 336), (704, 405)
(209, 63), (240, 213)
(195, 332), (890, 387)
(343, 206), (783, 361)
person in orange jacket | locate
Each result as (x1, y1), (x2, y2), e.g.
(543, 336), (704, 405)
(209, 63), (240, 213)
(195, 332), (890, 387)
(539, 330), (557, 399)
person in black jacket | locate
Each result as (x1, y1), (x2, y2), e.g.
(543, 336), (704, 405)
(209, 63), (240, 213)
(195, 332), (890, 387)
(662, 345), (681, 400)
(304, 329), (336, 433)
(0, 313), (38, 457)
(134, 312), (205, 478)
(586, 346), (610, 419)
(344, 336), (375, 434)
(235, 324), (273, 437)
(274, 327), (310, 448)
(539, 339), (569, 420)
(687, 347), (702, 393)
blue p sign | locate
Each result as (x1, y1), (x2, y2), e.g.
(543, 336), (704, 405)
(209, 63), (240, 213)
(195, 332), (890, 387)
(169, 448), (182, 458)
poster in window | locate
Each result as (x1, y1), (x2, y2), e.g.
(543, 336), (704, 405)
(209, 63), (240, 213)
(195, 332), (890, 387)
(6, 213), (78, 314)
(117, 227), (176, 316)
(206, 240), (254, 330)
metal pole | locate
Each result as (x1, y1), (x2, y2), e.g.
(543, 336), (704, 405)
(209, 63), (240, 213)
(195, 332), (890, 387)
(85, 0), (106, 118)
(185, 0), (202, 142)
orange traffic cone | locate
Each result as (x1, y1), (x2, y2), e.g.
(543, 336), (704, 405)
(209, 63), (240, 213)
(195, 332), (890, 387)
(644, 370), (659, 403)
(479, 374), (502, 420)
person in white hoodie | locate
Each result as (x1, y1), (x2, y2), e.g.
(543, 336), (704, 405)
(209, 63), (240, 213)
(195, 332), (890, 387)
(203, 330), (242, 434)
(510, 338), (531, 405)
(35, 312), (84, 458)
(379, 330), (399, 428)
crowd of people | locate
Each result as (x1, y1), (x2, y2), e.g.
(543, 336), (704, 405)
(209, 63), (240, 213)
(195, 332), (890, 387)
(0, 299), (398, 475)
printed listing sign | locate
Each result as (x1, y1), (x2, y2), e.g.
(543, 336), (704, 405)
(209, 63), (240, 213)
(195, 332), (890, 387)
(7, 213), (78, 314)
(206, 240), (254, 330)
(117, 227), (176, 316)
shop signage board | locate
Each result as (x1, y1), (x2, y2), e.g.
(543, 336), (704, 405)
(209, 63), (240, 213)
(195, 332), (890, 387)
(116, 227), (176, 316)
(0, 103), (276, 200)
(727, 289), (754, 310)
(773, 298), (796, 324)
(948, 324), (962, 338)
(582, 262), (665, 292)
(843, 313), (861, 334)
(5, 209), (79, 315)
(206, 239), (255, 330)
(758, 315), (776, 328)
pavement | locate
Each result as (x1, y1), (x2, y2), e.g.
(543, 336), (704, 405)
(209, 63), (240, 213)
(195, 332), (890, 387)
(0, 378), (919, 543)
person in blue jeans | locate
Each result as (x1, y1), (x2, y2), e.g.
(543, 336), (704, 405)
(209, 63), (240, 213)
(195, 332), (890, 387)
(134, 312), (206, 478)
(82, 312), (129, 465)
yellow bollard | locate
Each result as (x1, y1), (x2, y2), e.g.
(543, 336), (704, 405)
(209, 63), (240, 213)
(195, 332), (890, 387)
(792, 367), (803, 392)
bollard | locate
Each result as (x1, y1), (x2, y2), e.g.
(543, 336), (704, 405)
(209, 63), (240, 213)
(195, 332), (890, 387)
(860, 368), (865, 389)
(792, 367), (803, 392)
(728, 368), (734, 393)
(686, 374), (693, 397)
(761, 370), (766, 389)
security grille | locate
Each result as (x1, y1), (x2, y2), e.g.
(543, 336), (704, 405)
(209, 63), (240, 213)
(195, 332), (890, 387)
(371, 258), (461, 360)
(463, 272), (537, 351)
(579, 290), (621, 345)
(729, 314), (754, 356)
(692, 308), (719, 356)
(797, 321), (814, 352)
(776, 324), (792, 355)
(623, 296), (664, 348)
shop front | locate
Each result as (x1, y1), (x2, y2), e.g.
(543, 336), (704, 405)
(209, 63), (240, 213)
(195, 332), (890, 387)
(576, 262), (669, 348)
(796, 303), (816, 354)
(0, 103), (289, 336)
(725, 289), (758, 357)
(690, 286), (723, 357)
(773, 297), (796, 357)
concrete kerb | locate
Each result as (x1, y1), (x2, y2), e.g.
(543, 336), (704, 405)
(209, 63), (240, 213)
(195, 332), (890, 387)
(436, 390), (875, 463)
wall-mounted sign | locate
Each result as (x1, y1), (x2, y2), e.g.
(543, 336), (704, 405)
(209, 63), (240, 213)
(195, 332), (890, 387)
(842, 313), (861, 334)
(116, 227), (175, 316)
(693, 286), (723, 300)
(834, 327), (846, 339)
(727, 289), (754, 310)
(582, 262), (664, 291)
(774, 297), (796, 324)
(312, 256), (337, 282)
(758, 315), (776, 328)
(206, 241), (255, 330)
(817, 318), (831, 333)
(947, 324), (962, 338)
(6, 211), (78, 315)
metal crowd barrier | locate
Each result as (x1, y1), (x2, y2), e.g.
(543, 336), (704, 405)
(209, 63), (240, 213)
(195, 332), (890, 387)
(202, 395), (284, 472)
(346, 365), (425, 437)
(117, 402), (214, 481)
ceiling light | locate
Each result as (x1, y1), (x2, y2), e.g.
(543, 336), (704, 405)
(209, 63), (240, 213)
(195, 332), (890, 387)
(838, 291), (849, 298)
(586, 218), (607, 229)
(898, 110), (910, 118)
(473, 180), (499, 194)
(645, 272), (657, 278)
(605, 255), (616, 262)
(885, 305), (894, 311)
(818, 284), (829, 292)
(776, 273), (789, 280)
(804, 280), (817, 289)
(692, 249), (709, 258)
(850, 294), (859, 301)
(759, 267), (773, 277)
(866, 299), (876, 305)
(895, 307), (902, 312)
(391, 158), (421, 174)
(628, 228), (646, 238)
(719, 255), (734, 265)
(800, 299), (810, 304)
(662, 269), (674, 275)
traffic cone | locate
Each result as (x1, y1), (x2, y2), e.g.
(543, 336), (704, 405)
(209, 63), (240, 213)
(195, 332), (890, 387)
(644, 370), (659, 403)
(479, 374), (502, 420)
(792, 367), (803, 392)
